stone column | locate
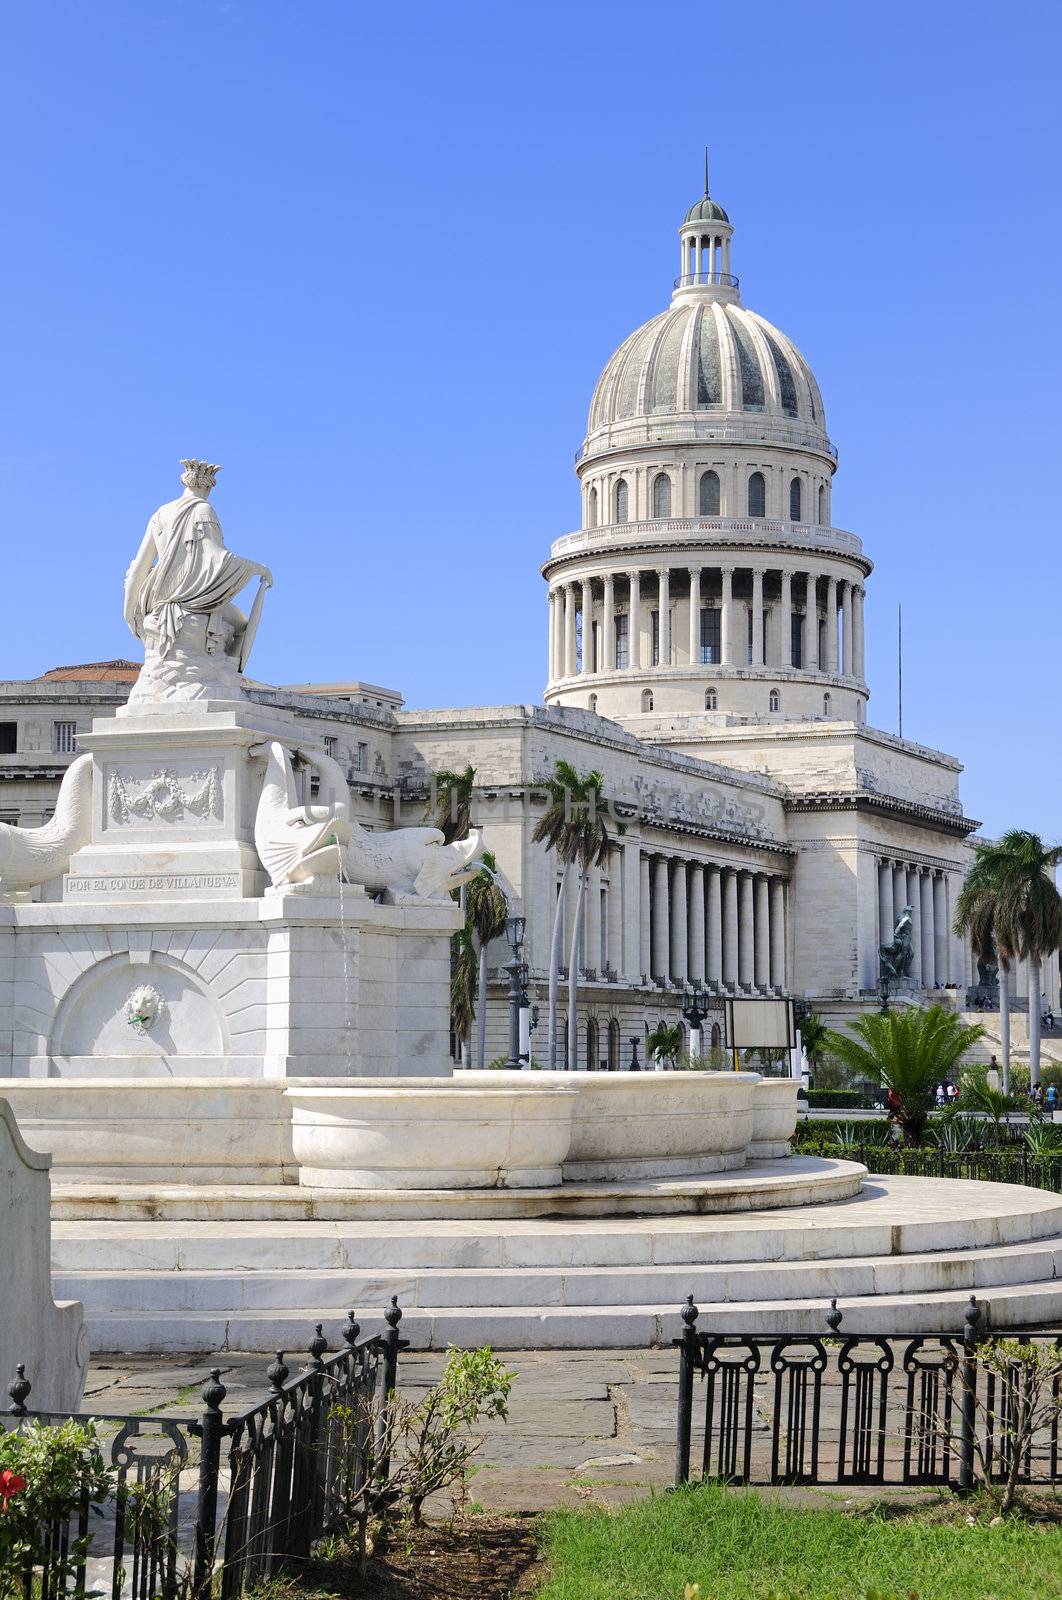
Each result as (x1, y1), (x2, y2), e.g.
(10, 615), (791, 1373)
(602, 575), (615, 673)
(769, 877), (785, 989)
(670, 859), (688, 983)
(585, 865), (602, 975)
(738, 872), (755, 990)
(754, 874), (770, 990)
(639, 852), (651, 980)
(657, 568), (670, 666)
(548, 589), (558, 682)
(564, 584), (577, 678)
(879, 859), (894, 945)
(907, 866), (922, 987)
(853, 584), (865, 679)
(720, 566), (737, 665)
(825, 576), (838, 673)
(920, 870), (934, 987)
(651, 855), (670, 982)
(688, 566), (701, 666)
(605, 848), (621, 975)
(628, 571), (642, 670)
(706, 865), (723, 986)
(580, 578), (593, 674)
(620, 835), (641, 982)
(892, 862), (906, 932)
(722, 868), (739, 990)
(751, 569), (764, 666)
(688, 863), (706, 983)
(780, 569), (793, 668)
(841, 580), (853, 676)
(933, 874), (948, 989)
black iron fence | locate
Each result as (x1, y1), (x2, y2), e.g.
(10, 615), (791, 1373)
(674, 1296), (1062, 1491)
(3, 1301), (406, 1600)
(846, 1144), (1062, 1193)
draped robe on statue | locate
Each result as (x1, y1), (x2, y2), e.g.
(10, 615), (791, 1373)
(125, 490), (258, 656)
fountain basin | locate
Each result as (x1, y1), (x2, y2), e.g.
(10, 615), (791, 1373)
(457, 1070), (764, 1180)
(285, 1080), (577, 1189)
(750, 1077), (801, 1157)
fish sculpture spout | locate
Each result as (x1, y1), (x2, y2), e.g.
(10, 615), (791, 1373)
(0, 754), (94, 897)
(251, 741), (351, 889)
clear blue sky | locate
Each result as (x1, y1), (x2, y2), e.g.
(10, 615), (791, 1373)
(1, 1), (1057, 839)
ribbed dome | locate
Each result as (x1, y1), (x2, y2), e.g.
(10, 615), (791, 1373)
(586, 301), (826, 440)
(684, 195), (730, 225)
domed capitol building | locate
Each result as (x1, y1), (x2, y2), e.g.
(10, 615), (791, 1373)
(1, 174), (1054, 1060)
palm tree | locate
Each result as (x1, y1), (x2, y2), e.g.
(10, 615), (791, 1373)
(797, 1011), (829, 1075)
(825, 1005), (985, 1145)
(449, 926), (477, 1066)
(427, 765), (476, 845)
(958, 832), (1062, 1091)
(988, 831), (1062, 1091)
(531, 761), (611, 1069)
(464, 851), (509, 1068)
(955, 849), (1015, 1093)
(646, 1021), (683, 1070)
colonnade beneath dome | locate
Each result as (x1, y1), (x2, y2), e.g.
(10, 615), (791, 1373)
(877, 857), (959, 990)
(558, 840), (787, 994)
(547, 564), (865, 683)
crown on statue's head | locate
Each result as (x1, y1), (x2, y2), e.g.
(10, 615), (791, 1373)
(180, 459), (223, 492)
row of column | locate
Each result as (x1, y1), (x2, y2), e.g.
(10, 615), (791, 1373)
(548, 567), (865, 681)
(877, 859), (953, 989)
(643, 855), (785, 992)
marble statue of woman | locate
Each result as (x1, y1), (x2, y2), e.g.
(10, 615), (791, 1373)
(123, 460), (273, 704)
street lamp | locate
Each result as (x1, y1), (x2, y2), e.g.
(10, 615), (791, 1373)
(681, 979), (710, 1060)
(504, 914), (528, 1070)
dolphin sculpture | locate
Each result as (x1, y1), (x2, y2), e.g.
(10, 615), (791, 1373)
(250, 741), (351, 888)
(0, 754), (94, 895)
(296, 744), (484, 899)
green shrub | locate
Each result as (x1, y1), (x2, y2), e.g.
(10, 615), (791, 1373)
(792, 1117), (891, 1147)
(805, 1088), (865, 1108)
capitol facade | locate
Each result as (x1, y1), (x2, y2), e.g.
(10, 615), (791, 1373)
(1, 176), (1053, 1064)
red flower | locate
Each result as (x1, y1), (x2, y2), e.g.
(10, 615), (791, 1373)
(0, 1470), (27, 1511)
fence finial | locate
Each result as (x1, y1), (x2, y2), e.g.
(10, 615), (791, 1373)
(826, 1298), (843, 1333)
(963, 1294), (982, 1338)
(344, 1310), (362, 1349)
(202, 1367), (226, 1411)
(267, 1351), (289, 1393)
(385, 1295), (403, 1330)
(309, 1322), (329, 1369)
(8, 1363), (30, 1416)
(681, 1293), (699, 1329)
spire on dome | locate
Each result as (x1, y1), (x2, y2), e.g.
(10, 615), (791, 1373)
(675, 153), (737, 301)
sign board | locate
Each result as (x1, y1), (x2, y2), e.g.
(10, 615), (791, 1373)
(724, 996), (795, 1051)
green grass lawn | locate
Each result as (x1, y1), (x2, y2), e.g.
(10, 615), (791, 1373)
(533, 1484), (1062, 1600)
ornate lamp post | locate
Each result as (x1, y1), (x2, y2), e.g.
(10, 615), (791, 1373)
(504, 914), (528, 1070)
(681, 979), (710, 1060)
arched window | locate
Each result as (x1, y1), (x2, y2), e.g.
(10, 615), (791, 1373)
(586, 1018), (599, 1071)
(652, 473), (671, 518)
(710, 1022), (722, 1050)
(823, 692), (832, 717)
(615, 479), (629, 524)
(642, 689), (654, 712)
(608, 1018), (620, 1071)
(588, 486), (598, 529)
(748, 471), (766, 517)
(698, 470), (720, 516)
(588, 693), (598, 713)
(817, 484), (826, 525)
(705, 687), (718, 710)
(789, 477), (802, 521)
(769, 688), (780, 712)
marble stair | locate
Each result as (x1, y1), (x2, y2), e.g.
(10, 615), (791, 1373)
(52, 1174), (1062, 1352)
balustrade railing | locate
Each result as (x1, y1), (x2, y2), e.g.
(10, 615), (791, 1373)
(550, 516), (862, 559)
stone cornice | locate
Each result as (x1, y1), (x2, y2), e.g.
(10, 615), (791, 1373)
(783, 787), (979, 837)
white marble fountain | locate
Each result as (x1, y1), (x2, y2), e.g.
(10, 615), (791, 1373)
(5, 463), (1060, 1351)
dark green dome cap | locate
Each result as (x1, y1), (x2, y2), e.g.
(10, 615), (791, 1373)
(684, 194), (730, 225)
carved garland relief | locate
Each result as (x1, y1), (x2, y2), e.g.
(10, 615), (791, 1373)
(108, 767), (222, 825)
